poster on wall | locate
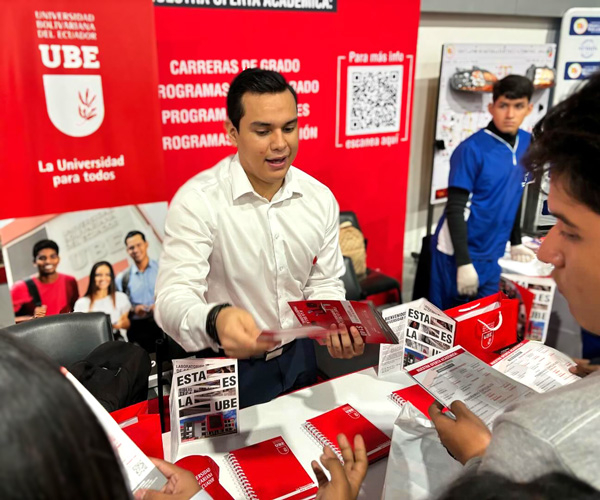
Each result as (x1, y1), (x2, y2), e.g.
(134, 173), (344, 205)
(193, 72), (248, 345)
(0, 0), (166, 219)
(554, 8), (600, 105)
(154, 0), (420, 281)
(430, 43), (556, 205)
(0, 202), (167, 317)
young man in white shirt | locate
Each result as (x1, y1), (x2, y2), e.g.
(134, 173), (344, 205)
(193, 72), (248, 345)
(155, 68), (363, 408)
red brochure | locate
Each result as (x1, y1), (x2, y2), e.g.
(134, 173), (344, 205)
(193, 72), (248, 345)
(302, 403), (391, 464)
(289, 300), (397, 344)
(226, 436), (317, 500)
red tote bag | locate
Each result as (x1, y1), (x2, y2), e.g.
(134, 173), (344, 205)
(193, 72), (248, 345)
(445, 292), (519, 363)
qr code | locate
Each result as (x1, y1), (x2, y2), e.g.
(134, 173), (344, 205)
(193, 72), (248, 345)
(345, 65), (403, 136)
(131, 459), (149, 477)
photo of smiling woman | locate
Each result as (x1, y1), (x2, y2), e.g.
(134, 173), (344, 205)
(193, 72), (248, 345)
(74, 261), (131, 340)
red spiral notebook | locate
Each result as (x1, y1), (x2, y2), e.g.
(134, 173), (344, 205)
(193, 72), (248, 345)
(302, 404), (391, 464)
(225, 436), (317, 500)
(390, 385), (437, 419)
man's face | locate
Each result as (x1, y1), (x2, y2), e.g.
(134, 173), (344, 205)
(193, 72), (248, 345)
(126, 235), (148, 263)
(488, 96), (533, 135)
(226, 89), (298, 197)
(538, 179), (600, 334)
(34, 248), (59, 277)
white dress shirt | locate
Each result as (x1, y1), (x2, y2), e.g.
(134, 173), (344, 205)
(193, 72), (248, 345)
(155, 154), (346, 352)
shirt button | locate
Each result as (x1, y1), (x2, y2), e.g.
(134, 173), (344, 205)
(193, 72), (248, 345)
(274, 233), (279, 239)
(279, 266), (284, 272)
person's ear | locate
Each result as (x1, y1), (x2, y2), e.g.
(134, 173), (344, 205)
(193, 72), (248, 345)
(487, 101), (494, 115)
(224, 119), (238, 147)
(526, 101), (534, 116)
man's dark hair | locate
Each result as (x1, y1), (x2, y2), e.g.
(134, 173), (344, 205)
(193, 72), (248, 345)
(438, 471), (600, 500)
(524, 71), (600, 215)
(32, 239), (59, 260)
(493, 74), (534, 102)
(124, 230), (146, 245)
(227, 68), (298, 130)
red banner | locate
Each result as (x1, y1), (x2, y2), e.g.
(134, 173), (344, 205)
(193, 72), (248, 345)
(0, 0), (165, 219)
(154, 0), (420, 280)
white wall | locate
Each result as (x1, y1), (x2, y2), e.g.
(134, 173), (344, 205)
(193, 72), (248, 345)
(404, 13), (559, 263)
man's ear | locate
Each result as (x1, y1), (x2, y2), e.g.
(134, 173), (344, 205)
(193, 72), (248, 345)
(224, 119), (238, 147)
(487, 101), (494, 115)
(526, 101), (534, 116)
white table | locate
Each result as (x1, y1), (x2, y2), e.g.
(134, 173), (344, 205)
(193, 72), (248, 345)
(165, 367), (414, 499)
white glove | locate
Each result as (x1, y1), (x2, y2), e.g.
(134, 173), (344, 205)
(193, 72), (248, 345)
(510, 244), (536, 263)
(457, 263), (479, 297)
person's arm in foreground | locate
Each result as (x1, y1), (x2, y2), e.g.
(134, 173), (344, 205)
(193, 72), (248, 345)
(429, 401), (491, 465)
(312, 434), (368, 500)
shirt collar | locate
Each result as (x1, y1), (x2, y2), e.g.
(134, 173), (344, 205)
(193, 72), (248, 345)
(230, 154), (304, 202)
(134, 259), (157, 274)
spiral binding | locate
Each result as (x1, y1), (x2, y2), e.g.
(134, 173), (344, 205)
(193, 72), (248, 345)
(389, 393), (407, 408)
(301, 422), (344, 464)
(225, 452), (258, 500)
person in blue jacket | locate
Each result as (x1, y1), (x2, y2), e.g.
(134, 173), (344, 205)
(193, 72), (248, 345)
(430, 75), (537, 310)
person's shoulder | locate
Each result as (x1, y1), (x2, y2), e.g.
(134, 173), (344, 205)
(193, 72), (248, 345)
(171, 155), (232, 202)
(290, 166), (335, 198)
(74, 296), (90, 310)
(59, 273), (77, 283)
(497, 373), (600, 436)
(517, 128), (532, 145)
(115, 291), (131, 303)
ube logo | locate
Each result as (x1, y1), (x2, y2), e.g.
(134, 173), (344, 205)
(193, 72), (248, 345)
(274, 438), (290, 455)
(39, 44), (104, 137)
(478, 312), (503, 350)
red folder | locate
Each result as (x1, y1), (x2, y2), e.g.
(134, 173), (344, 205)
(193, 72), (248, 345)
(226, 436), (317, 500)
(303, 403), (391, 464)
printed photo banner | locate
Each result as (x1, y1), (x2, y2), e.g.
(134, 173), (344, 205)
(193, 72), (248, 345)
(154, 0), (419, 280)
(0, 0), (166, 219)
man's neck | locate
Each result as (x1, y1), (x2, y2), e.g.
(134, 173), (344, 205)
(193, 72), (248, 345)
(248, 176), (284, 202)
(486, 120), (517, 147)
(37, 272), (58, 284)
(135, 257), (150, 272)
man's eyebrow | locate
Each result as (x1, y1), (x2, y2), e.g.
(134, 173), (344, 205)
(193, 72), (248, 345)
(250, 118), (298, 128)
(551, 211), (580, 230)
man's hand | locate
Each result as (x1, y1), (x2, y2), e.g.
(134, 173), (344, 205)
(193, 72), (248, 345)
(312, 434), (368, 500)
(429, 401), (491, 464)
(134, 304), (150, 318)
(326, 324), (365, 359)
(33, 305), (47, 318)
(134, 458), (201, 500)
(456, 264), (479, 297)
(510, 244), (535, 263)
(569, 358), (600, 378)
(216, 306), (277, 358)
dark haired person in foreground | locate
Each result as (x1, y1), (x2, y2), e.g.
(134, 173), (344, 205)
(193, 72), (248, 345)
(0, 328), (366, 500)
(437, 472), (600, 500)
(430, 75), (536, 309)
(10, 239), (79, 322)
(429, 71), (600, 487)
(155, 68), (363, 408)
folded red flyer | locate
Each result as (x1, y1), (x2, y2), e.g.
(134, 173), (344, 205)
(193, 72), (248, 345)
(302, 403), (391, 464)
(288, 300), (398, 344)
